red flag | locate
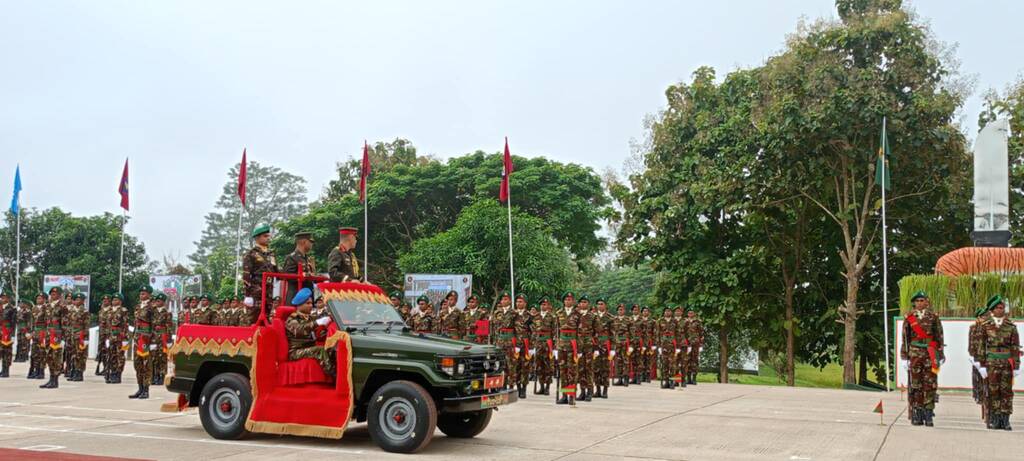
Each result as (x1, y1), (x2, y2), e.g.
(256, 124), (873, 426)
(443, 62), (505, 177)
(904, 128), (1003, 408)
(872, 400), (884, 414)
(118, 158), (130, 211)
(359, 141), (370, 203)
(499, 137), (513, 202)
(238, 148), (247, 206)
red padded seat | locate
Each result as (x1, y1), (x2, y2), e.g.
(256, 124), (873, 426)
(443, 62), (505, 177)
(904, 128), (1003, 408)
(270, 306), (329, 386)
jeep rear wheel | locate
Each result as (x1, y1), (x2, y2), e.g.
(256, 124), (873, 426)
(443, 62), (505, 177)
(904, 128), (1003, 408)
(367, 380), (437, 453)
(199, 372), (252, 440)
(438, 409), (492, 438)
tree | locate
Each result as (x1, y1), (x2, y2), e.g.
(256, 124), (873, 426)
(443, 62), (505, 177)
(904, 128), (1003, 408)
(190, 161), (308, 295)
(578, 264), (659, 308)
(321, 138), (432, 202)
(0, 208), (151, 309)
(397, 201), (575, 302)
(979, 76), (1024, 246)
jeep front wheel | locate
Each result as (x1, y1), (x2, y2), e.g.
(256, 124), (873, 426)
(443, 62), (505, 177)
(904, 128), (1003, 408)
(438, 409), (492, 438)
(367, 380), (437, 453)
(198, 372), (252, 440)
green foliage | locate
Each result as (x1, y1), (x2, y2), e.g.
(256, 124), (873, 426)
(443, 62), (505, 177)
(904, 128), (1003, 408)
(898, 273), (1024, 317)
(190, 161), (308, 295)
(0, 208), (150, 310)
(397, 201), (574, 302)
(578, 264), (658, 308)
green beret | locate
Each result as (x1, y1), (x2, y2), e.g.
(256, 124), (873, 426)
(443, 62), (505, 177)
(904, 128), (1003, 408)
(479, 303), (491, 310)
(389, 291), (403, 300)
(467, 293), (479, 301)
(975, 307), (988, 318)
(35, 292), (46, 299)
(910, 290), (927, 302)
(594, 296), (606, 304)
(499, 291), (511, 299)
(48, 286), (62, 294)
(252, 224), (271, 238)
(515, 293), (527, 301)
(539, 295), (551, 303)
(199, 294), (211, 301)
(111, 293), (124, 301)
(101, 294), (111, 299)
(987, 294), (1005, 311)
(139, 285), (153, 294)
(72, 293), (86, 300)
(561, 291), (576, 301)
(416, 295), (429, 304)
(578, 294), (590, 302)
(19, 299), (33, 306)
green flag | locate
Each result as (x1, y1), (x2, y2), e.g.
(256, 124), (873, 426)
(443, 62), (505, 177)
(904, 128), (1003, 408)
(876, 118), (891, 191)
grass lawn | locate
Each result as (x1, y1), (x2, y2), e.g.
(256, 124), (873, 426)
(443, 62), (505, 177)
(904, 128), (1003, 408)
(695, 362), (844, 388)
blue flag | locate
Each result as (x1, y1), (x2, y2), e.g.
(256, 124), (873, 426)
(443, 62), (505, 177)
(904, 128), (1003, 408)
(10, 165), (21, 215)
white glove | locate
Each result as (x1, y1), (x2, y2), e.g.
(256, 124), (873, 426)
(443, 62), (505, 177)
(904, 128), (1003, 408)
(514, 347), (521, 355)
(83, 340), (89, 346)
(172, 334), (177, 341)
(627, 346), (634, 354)
(553, 349), (559, 360)
(128, 326), (135, 333)
(970, 359), (980, 371)
(121, 341), (128, 347)
(657, 347), (663, 353)
(1015, 369), (1021, 377)
(593, 350), (599, 358)
(900, 359), (909, 371)
(243, 297), (254, 307)
(698, 347), (703, 353)
(675, 348), (680, 354)
(25, 333), (31, 339)
(105, 339), (110, 348)
(979, 367), (988, 379)
(610, 350), (617, 358)
(59, 340), (65, 348)
(528, 348), (536, 357)
(148, 344), (157, 351)
(315, 316), (331, 326)
(650, 345), (657, 351)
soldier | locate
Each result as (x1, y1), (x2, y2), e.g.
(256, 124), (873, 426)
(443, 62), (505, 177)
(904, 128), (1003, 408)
(327, 227), (361, 282)
(463, 295), (489, 344)
(106, 293), (130, 384)
(286, 288), (335, 377)
(152, 293), (173, 386)
(556, 291), (581, 405)
(492, 292), (516, 390)
(397, 298), (413, 325)
(973, 295), (1020, 431)
(39, 286), (66, 389)
(15, 298), (32, 362)
(611, 304), (631, 387)
(243, 224), (278, 324)
(627, 305), (643, 384)
(533, 295), (557, 395)
(389, 291), (403, 318)
(176, 296), (192, 326)
(900, 291), (944, 427)
(282, 232), (317, 299)
(968, 305), (990, 416)
(637, 306), (654, 383)
(214, 297), (232, 326)
(576, 295), (598, 402)
(512, 293), (532, 399)
(65, 293), (89, 382)
(129, 286), (156, 399)
(411, 296), (436, 334)
(439, 291), (463, 340)
(96, 294), (112, 376)
(673, 307), (687, 388)
(28, 293), (47, 380)
(194, 295), (214, 325)
(655, 308), (678, 389)
(0, 293), (14, 377)
(593, 297), (614, 398)
(683, 308), (704, 385)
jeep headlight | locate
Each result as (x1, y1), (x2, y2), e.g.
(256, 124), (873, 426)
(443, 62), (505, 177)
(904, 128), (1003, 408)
(438, 357), (466, 377)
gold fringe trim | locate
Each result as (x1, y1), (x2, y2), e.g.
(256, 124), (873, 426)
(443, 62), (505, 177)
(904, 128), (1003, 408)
(160, 401), (180, 413)
(324, 331), (344, 350)
(244, 420), (343, 439)
(169, 336), (256, 358)
(320, 288), (389, 305)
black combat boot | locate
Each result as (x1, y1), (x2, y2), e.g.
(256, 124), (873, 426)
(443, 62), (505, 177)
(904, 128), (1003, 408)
(1003, 414), (1013, 431)
(599, 386), (608, 398)
(518, 385), (527, 399)
(542, 383), (550, 395)
(41, 375), (58, 389)
(0, 363), (9, 377)
(128, 385), (143, 399)
(557, 394), (569, 405)
(112, 372), (122, 384)
(137, 386), (149, 399)
(910, 408), (923, 426)
(923, 409), (934, 427)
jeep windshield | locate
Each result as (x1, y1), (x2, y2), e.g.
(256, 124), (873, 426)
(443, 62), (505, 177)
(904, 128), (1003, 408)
(326, 299), (405, 327)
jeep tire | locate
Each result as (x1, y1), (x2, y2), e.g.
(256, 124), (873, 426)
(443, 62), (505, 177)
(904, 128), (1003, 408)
(198, 372), (252, 440)
(438, 408), (493, 438)
(367, 380), (437, 453)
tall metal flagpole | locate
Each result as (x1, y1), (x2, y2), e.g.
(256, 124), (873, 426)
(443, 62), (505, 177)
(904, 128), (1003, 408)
(14, 203), (20, 308)
(506, 167), (515, 303)
(881, 116), (892, 393)
(364, 191), (369, 283)
(118, 210), (125, 293)
(233, 203), (244, 296)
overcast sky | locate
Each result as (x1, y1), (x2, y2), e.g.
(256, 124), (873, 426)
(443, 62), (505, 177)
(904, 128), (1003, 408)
(2, 0), (1021, 264)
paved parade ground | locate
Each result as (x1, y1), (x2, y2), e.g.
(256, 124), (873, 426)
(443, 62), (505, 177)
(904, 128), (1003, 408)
(0, 360), (1020, 461)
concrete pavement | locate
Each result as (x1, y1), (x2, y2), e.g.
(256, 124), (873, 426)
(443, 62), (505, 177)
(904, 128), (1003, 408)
(0, 359), (1020, 460)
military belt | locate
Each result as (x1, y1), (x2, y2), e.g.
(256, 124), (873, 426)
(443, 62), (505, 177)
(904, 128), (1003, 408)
(910, 340), (930, 348)
(535, 335), (552, 340)
(987, 352), (1013, 360)
(597, 335), (610, 341)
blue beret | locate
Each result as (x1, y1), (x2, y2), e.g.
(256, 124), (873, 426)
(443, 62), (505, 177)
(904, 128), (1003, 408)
(291, 288), (312, 306)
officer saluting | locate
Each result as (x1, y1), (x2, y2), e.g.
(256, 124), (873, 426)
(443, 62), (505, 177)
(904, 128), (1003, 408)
(327, 227), (361, 282)
(242, 224), (278, 323)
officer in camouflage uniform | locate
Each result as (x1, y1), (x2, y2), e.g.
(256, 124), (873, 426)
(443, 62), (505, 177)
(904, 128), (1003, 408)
(968, 305), (990, 415)
(0, 293), (14, 377)
(655, 308), (679, 389)
(972, 295), (1020, 431)
(592, 297), (614, 398)
(683, 308), (704, 385)
(129, 287), (156, 399)
(611, 304), (631, 387)
(576, 295), (598, 402)
(213, 298), (231, 326)
(243, 224), (278, 324)
(151, 294), (173, 385)
(388, 291), (405, 321)
(672, 307), (687, 388)
(282, 232), (317, 299)
(106, 293), (129, 384)
(556, 291), (581, 405)
(637, 306), (654, 383)
(900, 291), (944, 427)
(28, 293), (47, 379)
(285, 288), (336, 377)
(512, 293), (532, 399)
(15, 298), (32, 363)
(411, 296), (436, 334)
(193, 295), (214, 325)
(65, 293), (89, 382)
(40, 286), (66, 389)
(492, 292), (516, 389)
(462, 294), (489, 344)
(532, 295), (557, 395)
(327, 227), (361, 282)
(627, 305), (643, 384)
(438, 291), (463, 340)
(95, 294), (111, 376)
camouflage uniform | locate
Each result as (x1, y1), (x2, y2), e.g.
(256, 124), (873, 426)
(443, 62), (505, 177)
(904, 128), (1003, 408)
(0, 300), (14, 376)
(900, 296), (944, 426)
(683, 313), (704, 384)
(327, 245), (360, 282)
(656, 315), (679, 388)
(282, 249), (316, 300)
(673, 311), (688, 387)
(556, 302), (581, 404)
(462, 305), (490, 344)
(532, 309), (557, 393)
(131, 297), (156, 397)
(492, 306), (516, 389)
(106, 301), (130, 383)
(66, 300), (89, 381)
(28, 298), (47, 379)
(576, 305), (598, 401)
(972, 299), (1020, 430)
(15, 301), (32, 362)
(97, 303), (111, 375)
(439, 307), (464, 340)
(512, 306), (532, 394)
(243, 244), (278, 324)
(41, 295), (66, 387)
(593, 309), (614, 395)
(611, 311), (631, 386)
(151, 302), (173, 385)
(627, 311), (645, 384)
(285, 310), (335, 377)
(968, 309), (990, 409)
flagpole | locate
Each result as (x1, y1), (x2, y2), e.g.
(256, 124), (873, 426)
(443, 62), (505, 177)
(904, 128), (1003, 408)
(118, 210), (126, 293)
(233, 202), (244, 296)
(14, 202), (20, 308)
(506, 165), (515, 303)
(364, 193), (369, 283)
(881, 116), (892, 393)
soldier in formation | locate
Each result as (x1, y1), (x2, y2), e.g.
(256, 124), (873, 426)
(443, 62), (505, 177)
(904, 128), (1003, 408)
(492, 292), (516, 391)
(575, 294), (597, 401)
(900, 290), (944, 427)
(64, 293), (89, 382)
(556, 291), (580, 405)
(683, 309), (704, 385)
(463, 294), (489, 344)
(39, 286), (66, 389)
(438, 291), (463, 339)
(104, 293), (129, 383)
(971, 295), (1020, 431)
(411, 296), (436, 334)
(15, 297), (32, 362)
(129, 287), (156, 399)
(0, 293), (14, 377)
(656, 307), (679, 389)
(593, 298), (613, 398)
(611, 304), (631, 387)
(532, 295), (557, 395)
(27, 293), (47, 380)
(152, 294), (173, 385)
(242, 224), (278, 323)
(511, 293), (531, 399)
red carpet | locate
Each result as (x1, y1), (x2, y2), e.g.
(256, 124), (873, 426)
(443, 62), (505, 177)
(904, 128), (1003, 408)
(0, 448), (150, 461)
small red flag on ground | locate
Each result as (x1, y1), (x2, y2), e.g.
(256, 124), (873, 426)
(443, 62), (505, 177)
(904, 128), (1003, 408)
(238, 148), (247, 206)
(499, 137), (513, 202)
(873, 400), (884, 414)
(118, 158), (130, 211)
(359, 141), (370, 203)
